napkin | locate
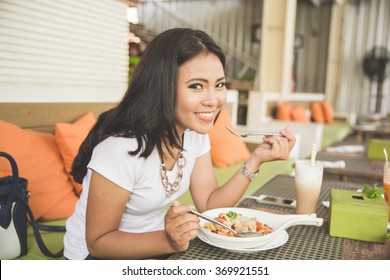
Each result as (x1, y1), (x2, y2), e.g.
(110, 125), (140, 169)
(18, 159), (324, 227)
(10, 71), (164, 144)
(326, 145), (364, 153)
(322, 201), (330, 208)
(321, 160), (346, 169)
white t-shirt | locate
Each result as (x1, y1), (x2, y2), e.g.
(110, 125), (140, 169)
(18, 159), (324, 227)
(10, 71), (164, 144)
(63, 130), (210, 259)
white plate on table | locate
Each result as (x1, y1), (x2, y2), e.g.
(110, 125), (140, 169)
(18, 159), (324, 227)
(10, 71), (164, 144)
(197, 230), (289, 253)
(198, 207), (322, 249)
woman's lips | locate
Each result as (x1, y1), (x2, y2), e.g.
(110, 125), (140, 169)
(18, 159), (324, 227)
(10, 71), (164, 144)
(196, 112), (214, 122)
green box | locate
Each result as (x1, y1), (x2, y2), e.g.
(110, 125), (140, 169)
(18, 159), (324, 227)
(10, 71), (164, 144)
(329, 189), (389, 243)
(367, 139), (390, 160)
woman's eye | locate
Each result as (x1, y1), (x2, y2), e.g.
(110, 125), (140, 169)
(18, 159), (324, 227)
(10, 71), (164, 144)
(216, 82), (226, 89)
(189, 84), (203, 90)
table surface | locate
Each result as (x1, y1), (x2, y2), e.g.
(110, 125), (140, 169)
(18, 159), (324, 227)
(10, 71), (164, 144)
(316, 152), (384, 182)
(354, 119), (390, 142)
(315, 133), (384, 183)
(169, 175), (390, 260)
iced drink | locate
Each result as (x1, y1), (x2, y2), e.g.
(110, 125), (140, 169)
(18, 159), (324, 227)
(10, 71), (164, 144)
(294, 159), (324, 214)
(383, 162), (390, 221)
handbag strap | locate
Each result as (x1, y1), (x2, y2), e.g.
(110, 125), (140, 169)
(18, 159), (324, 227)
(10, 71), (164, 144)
(19, 195), (65, 258)
(0, 152), (20, 229)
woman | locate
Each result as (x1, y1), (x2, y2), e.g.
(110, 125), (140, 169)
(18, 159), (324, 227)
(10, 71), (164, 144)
(63, 28), (295, 259)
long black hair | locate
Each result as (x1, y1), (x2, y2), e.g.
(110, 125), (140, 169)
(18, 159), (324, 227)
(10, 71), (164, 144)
(72, 28), (226, 183)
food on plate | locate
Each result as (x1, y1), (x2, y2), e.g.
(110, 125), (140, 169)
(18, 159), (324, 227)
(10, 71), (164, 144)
(203, 211), (273, 237)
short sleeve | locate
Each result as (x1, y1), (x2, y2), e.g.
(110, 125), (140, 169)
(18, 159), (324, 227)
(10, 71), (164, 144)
(87, 137), (140, 192)
(196, 133), (210, 158)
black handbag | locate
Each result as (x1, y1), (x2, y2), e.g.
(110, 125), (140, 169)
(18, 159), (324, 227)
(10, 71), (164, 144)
(0, 151), (65, 259)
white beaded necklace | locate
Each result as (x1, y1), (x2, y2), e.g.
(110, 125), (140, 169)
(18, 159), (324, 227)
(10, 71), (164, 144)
(160, 136), (186, 197)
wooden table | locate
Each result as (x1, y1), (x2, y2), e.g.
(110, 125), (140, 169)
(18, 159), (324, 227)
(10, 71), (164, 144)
(169, 175), (390, 260)
(354, 121), (390, 143)
(316, 152), (384, 184)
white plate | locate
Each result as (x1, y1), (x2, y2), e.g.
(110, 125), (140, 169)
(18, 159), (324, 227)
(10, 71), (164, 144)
(199, 207), (322, 249)
(197, 230), (289, 253)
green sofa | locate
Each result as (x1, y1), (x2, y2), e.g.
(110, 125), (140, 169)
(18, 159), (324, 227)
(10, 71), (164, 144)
(178, 159), (295, 206)
(322, 120), (352, 148)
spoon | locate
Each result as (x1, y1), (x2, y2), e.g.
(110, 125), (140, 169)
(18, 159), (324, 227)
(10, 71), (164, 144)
(225, 126), (282, 138)
(190, 210), (263, 237)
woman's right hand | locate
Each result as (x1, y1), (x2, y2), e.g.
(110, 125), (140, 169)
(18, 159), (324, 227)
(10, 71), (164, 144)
(251, 127), (296, 165)
(164, 201), (199, 252)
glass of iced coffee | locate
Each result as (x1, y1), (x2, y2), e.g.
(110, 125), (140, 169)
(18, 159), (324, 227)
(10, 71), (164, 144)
(294, 159), (324, 214)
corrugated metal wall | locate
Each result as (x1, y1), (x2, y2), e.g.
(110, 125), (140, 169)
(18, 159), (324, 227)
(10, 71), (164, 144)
(337, 0), (390, 116)
(294, 0), (331, 93)
(0, 0), (129, 102)
(137, 0), (263, 80)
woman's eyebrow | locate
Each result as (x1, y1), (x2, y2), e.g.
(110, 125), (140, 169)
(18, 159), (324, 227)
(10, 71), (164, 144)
(185, 78), (208, 84)
(185, 77), (225, 84)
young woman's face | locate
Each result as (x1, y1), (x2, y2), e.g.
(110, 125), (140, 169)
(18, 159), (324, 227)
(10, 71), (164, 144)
(175, 52), (227, 135)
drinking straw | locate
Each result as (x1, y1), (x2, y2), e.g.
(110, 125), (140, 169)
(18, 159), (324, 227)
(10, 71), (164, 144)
(384, 148), (388, 164)
(311, 143), (316, 167)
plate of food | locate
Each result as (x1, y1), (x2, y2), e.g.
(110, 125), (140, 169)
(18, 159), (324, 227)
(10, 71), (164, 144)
(198, 207), (323, 249)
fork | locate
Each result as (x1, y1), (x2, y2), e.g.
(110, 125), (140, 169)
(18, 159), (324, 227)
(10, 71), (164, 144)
(225, 126), (282, 138)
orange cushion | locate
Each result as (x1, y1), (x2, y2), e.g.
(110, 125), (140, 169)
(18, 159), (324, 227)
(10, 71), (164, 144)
(291, 104), (310, 122)
(55, 112), (96, 194)
(322, 100), (334, 123)
(0, 120), (78, 221)
(209, 109), (250, 168)
(276, 102), (292, 121)
(311, 101), (325, 123)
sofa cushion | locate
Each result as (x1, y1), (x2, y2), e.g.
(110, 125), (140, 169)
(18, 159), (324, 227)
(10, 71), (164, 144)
(209, 109), (250, 168)
(276, 102), (292, 121)
(55, 112), (96, 194)
(291, 104), (310, 122)
(0, 120), (78, 221)
(311, 101), (325, 123)
(322, 100), (334, 123)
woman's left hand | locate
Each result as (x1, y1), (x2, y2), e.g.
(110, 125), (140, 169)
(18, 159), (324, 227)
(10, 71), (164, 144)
(251, 126), (296, 165)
